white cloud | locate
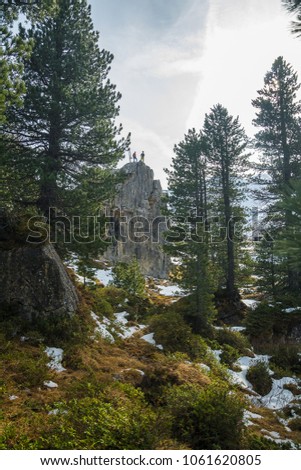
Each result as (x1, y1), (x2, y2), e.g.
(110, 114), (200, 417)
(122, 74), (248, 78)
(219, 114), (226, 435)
(90, 0), (301, 187)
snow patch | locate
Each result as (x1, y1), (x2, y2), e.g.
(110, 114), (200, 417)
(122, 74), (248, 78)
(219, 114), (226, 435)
(261, 377), (301, 410)
(243, 410), (263, 426)
(242, 299), (259, 309)
(114, 311), (145, 339)
(229, 326), (246, 332)
(91, 312), (115, 343)
(94, 268), (114, 286)
(44, 380), (58, 389)
(212, 349), (222, 362)
(45, 347), (66, 373)
(282, 307), (301, 313)
(141, 332), (163, 350)
(198, 363), (211, 373)
(229, 355), (270, 390)
(158, 285), (185, 296)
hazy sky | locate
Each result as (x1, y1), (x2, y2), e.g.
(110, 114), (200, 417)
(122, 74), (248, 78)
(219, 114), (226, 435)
(89, 0), (301, 188)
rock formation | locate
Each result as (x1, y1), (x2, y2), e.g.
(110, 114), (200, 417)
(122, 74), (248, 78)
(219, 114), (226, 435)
(104, 161), (170, 278)
(0, 211), (78, 322)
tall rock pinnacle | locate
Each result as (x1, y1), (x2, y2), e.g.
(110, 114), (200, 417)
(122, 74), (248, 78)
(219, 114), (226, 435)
(104, 161), (170, 278)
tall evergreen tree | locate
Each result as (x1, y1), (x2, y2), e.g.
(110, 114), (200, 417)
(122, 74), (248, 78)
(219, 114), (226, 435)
(252, 57), (301, 198)
(2, 0), (128, 217)
(252, 56), (301, 292)
(0, 0), (56, 123)
(283, 0), (301, 37)
(165, 129), (216, 332)
(203, 104), (250, 299)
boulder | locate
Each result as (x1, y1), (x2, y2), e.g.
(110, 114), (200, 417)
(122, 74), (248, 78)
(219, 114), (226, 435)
(0, 211), (78, 321)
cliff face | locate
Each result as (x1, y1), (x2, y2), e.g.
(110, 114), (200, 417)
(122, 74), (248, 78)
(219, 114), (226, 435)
(104, 161), (170, 278)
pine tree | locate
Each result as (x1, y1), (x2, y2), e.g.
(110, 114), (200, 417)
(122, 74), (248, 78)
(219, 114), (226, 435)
(165, 129), (216, 332)
(283, 0), (301, 37)
(252, 56), (301, 293)
(276, 181), (301, 293)
(203, 104), (250, 299)
(0, 0), (56, 123)
(2, 0), (128, 217)
(252, 57), (301, 197)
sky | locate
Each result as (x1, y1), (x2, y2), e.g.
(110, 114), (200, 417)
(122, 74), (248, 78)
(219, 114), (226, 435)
(89, 0), (301, 188)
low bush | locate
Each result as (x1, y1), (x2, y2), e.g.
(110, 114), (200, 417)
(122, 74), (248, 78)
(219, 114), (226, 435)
(93, 286), (127, 309)
(91, 290), (114, 318)
(6, 348), (50, 388)
(111, 260), (146, 299)
(39, 383), (157, 450)
(242, 433), (290, 450)
(215, 328), (251, 354)
(270, 345), (301, 375)
(149, 312), (207, 360)
(246, 361), (272, 396)
(220, 344), (240, 366)
(164, 381), (245, 449)
(289, 417), (301, 431)
(245, 303), (275, 341)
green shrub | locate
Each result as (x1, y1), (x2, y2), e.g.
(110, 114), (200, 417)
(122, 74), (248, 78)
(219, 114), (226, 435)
(9, 348), (50, 388)
(149, 312), (207, 360)
(220, 344), (240, 366)
(111, 260), (146, 298)
(243, 432), (290, 450)
(94, 286), (127, 309)
(215, 328), (251, 354)
(289, 417), (301, 431)
(245, 303), (275, 340)
(40, 383), (157, 450)
(164, 382), (245, 449)
(246, 361), (272, 396)
(91, 289), (114, 318)
(33, 311), (86, 344)
(270, 345), (301, 375)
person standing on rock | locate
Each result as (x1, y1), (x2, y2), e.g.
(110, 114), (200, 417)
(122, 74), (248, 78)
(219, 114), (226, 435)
(140, 151), (145, 162)
(133, 151), (137, 162)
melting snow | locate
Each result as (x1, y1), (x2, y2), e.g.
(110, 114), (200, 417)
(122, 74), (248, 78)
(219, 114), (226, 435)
(158, 285), (185, 296)
(229, 355), (270, 390)
(198, 363), (211, 372)
(229, 326), (246, 332)
(114, 311), (145, 339)
(243, 410), (263, 426)
(9, 395), (19, 401)
(242, 299), (259, 309)
(261, 377), (300, 410)
(212, 349), (222, 362)
(141, 332), (163, 350)
(282, 307), (301, 313)
(45, 347), (66, 373)
(44, 381), (58, 388)
(229, 354), (301, 411)
(91, 312), (115, 343)
(94, 268), (114, 286)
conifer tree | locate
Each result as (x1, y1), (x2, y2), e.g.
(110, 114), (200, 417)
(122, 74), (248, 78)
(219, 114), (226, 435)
(283, 0), (301, 37)
(203, 104), (249, 299)
(252, 56), (301, 293)
(165, 129), (216, 332)
(2, 0), (128, 217)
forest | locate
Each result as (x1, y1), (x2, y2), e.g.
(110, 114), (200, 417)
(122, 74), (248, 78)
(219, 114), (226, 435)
(1, 0), (301, 451)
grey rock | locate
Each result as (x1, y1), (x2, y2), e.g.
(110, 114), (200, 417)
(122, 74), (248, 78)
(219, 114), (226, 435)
(104, 161), (170, 278)
(0, 242), (78, 322)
